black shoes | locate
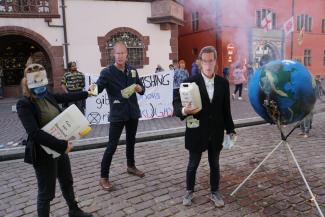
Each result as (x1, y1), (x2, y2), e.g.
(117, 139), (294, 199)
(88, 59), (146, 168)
(69, 207), (93, 217)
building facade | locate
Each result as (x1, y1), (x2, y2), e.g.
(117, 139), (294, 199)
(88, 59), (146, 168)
(0, 0), (183, 97)
(178, 0), (325, 77)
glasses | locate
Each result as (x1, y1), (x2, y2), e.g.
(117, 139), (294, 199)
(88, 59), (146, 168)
(201, 59), (216, 65)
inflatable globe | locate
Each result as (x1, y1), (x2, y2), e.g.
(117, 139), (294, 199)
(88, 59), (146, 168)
(248, 60), (316, 125)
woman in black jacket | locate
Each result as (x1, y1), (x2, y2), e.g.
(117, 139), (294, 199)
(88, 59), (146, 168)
(17, 64), (93, 217)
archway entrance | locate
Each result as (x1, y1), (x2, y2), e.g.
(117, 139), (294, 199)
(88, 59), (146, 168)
(0, 35), (51, 97)
(254, 43), (279, 67)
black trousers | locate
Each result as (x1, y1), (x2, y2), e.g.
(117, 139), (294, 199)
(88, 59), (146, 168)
(186, 147), (221, 192)
(33, 154), (78, 217)
(67, 100), (84, 114)
(234, 83), (243, 97)
(100, 119), (138, 178)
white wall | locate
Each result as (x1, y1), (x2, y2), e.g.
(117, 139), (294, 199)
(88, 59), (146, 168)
(0, 17), (64, 47)
(66, 0), (172, 76)
(0, 0), (173, 76)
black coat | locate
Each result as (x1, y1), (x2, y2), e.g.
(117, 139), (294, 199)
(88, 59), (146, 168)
(173, 74), (235, 153)
(16, 91), (88, 164)
(96, 64), (145, 122)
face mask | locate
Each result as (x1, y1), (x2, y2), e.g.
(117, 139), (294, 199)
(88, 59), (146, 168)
(31, 86), (47, 99)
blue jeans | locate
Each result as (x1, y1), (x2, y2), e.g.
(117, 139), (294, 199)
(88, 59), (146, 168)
(300, 113), (313, 133)
(100, 119), (138, 178)
(186, 148), (221, 192)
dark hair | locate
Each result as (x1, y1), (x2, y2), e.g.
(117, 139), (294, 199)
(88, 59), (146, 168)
(199, 46), (217, 60)
(67, 61), (76, 69)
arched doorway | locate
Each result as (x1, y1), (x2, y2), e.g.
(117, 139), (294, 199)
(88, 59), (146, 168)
(254, 42), (279, 68)
(0, 26), (65, 98)
(0, 35), (52, 97)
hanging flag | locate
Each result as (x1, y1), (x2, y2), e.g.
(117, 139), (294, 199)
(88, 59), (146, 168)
(261, 12), (273, 32)
(283, 16), (294, 36)
(298, 26), (304, 46)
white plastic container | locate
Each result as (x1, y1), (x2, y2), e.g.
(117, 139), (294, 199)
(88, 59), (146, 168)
(180, 82), (202, 111)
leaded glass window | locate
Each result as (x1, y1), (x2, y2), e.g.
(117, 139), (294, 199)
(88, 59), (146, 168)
(107, 32), (144, 69)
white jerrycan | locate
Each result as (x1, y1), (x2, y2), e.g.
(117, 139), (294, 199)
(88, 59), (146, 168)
(179, 82), (202, 111)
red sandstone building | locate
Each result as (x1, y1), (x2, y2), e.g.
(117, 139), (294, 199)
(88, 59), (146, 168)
(178, 0), (325, 77)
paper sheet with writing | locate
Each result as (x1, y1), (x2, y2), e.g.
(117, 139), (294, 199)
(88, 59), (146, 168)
(121, 84), (136, 99)
(41, 104), (91, 158)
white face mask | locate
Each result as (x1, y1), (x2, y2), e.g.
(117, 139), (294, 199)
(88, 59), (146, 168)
(26, 68), (48, 89)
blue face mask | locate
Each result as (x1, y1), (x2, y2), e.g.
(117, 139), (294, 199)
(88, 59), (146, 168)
(31, 86), (47, 99)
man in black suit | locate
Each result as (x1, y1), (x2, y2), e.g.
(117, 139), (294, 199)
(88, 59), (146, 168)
(173, 46), (236, 207)
(95, 41), (146, 191)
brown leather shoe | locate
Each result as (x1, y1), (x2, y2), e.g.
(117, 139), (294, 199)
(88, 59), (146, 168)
(127, 166), (145, 178)
(99, 178), (113, 191)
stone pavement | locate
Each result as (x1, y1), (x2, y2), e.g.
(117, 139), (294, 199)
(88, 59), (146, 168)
(0, 113), (324, 217)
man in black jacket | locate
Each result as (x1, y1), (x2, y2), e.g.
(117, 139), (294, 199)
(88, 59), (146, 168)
(173, 46), (236, 207)
(96, 41), (145, 191)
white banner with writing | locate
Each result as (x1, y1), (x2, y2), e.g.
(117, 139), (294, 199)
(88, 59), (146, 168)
(85, 70), (174, 124)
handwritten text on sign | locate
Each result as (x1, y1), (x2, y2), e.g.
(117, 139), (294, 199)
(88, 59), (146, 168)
(85, 71), (174, 124)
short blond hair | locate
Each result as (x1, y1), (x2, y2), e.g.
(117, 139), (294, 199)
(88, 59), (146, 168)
(113, 41), (128, 52)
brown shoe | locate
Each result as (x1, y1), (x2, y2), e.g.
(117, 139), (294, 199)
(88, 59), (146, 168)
(127, 166), (145, 178)
(99, 178), (113, 191)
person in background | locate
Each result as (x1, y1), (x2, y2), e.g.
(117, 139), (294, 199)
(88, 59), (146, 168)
(17, 63), (93, 217)
(173, 46), (236, 208)
(191, 59), (200, 77)
(61, 61), (86, 113)
(232, 64), (246, 100)
(223, 67), (229, 80)
(173, 59), (189, 97)
(245, 62), (254, 90)
(169, 64), (175, 71)
(299, 111), (313, 138)
(155, 64), (164, 73)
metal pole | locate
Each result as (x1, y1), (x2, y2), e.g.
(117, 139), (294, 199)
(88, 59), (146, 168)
(285, 142), (324, 217)
(290, 0), (295, 59)
(61, 0), (69, 67)
(231, 140), (284, 196)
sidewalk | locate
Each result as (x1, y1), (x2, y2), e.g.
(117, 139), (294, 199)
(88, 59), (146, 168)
(0, 112), (324, 216)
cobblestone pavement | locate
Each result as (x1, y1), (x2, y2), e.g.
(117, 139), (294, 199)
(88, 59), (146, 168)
(0, 86), (257, 149)
(0, 113), (324, 217)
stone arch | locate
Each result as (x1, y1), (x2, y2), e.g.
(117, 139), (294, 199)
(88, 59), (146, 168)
(97, 27), (150, 68)
(0, 26), (64, 96)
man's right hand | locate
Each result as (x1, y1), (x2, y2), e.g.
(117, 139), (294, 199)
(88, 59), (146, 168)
(65, 141), (73, 154)
(183, 103), (200, 115)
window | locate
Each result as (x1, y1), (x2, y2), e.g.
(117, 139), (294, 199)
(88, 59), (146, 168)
(256, 9), (276, 29)
(192, 11), (199, 32)
(304, 49), (311, 66)
(107, 32), (145, 69)
(0, 0), (49, 13)
(322, 19), (325, 33)
(297, 14), (312, 32)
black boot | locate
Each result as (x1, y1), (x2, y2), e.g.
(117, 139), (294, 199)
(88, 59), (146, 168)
(68, 207), (93, 217)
